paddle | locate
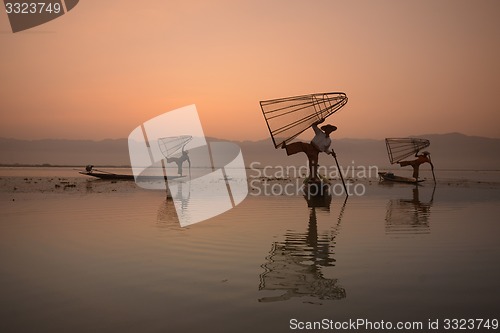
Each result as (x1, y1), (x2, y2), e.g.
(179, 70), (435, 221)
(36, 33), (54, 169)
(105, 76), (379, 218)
(428, 156), (436, 184)
(330, 147), (349, 197)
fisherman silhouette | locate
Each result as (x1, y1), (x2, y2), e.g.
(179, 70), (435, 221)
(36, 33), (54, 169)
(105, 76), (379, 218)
(398, 151), (434, 180)
(166, 147), (190, 176)
(282, 118), (337, 182)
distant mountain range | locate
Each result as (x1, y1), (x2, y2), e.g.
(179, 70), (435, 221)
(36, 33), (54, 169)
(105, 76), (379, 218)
(1, 133), (499, 170)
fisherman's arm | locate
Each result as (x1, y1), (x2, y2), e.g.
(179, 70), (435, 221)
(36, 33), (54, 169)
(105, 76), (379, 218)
(312, 118), (325, 135)
(313, 118), (325, 125)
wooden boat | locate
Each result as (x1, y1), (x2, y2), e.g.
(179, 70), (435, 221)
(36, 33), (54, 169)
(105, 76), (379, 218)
(79, 171), (135, 180)
(79, 170), (184, 181)
(378, 172), (424, 184)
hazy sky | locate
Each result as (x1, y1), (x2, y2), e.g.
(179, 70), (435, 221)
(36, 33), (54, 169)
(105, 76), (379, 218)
(1, 0), (499, 141)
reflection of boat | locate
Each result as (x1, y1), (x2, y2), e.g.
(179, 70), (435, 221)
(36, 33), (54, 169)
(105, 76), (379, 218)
(378, 172), (424, 184)
(303, 179), (331, 200)
(304, 181), (332, 208)
(258, 197), (347, 302)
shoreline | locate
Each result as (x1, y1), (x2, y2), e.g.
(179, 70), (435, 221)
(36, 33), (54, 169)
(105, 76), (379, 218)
(1, 174), (499, 197)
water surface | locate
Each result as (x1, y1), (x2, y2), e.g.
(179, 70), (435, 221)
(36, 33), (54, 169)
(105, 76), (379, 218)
(0, 169), (499, 332)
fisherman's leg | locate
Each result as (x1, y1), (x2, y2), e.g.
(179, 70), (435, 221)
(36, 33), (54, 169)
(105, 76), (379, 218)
(412, 166), (419, 179)
(284, 142), (308, 156)
(305, 148), (320, 182)
(307, 159), (314, 180)
(312, 155), (320, 181)
(307, 160), (319, 182)
(176, 162), (183, 175)
(399, 161), (410, 167)
(311, 162), (319, 181)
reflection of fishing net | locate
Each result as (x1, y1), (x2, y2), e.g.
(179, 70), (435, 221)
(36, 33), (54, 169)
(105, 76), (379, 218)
(158, 136), (192, 158)
(260, 92), (348, 148)
(385, 138), (430, 164)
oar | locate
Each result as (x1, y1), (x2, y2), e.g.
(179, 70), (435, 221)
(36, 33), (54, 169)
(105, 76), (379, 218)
(430, 164), (436, 184)
(430, 181), (436, 203)
(329, 194), (348, 241)
(337, 195), (348, 224)
(330, 147), (349, 197)
(160, 159), (170, 198)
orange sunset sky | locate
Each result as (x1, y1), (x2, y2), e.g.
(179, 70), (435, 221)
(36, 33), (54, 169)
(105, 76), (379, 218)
(1, 0), (499, 141)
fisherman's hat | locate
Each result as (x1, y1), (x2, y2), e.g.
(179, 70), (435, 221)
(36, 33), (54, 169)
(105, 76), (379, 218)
(321, 124), (337, 132)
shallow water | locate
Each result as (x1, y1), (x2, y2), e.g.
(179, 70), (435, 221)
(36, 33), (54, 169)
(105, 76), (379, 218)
(0, 169), (499, 332)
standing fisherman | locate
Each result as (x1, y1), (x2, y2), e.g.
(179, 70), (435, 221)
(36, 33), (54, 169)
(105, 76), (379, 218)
(282, 119), (337, 182)
(166, 147), (190, 176)
(398, 151), (434, 181)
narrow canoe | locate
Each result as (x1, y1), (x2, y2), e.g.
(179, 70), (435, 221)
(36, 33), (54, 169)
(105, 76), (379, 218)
(378, 172), (424, 184)
(79, 171), (184, 181)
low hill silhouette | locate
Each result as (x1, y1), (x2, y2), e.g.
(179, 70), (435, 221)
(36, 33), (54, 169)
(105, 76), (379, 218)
(1, 133), (499, 170)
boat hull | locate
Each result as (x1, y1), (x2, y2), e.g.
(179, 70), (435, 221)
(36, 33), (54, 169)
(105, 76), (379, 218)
(378, 172), (424, 184)
(79, 171), (183, 181)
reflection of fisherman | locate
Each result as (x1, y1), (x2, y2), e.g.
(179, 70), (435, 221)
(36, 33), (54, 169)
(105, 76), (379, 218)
(385, 186), (434, 235)
(282, 119), (337, 182)
(166, 147), (190, 176)
(258, 198), (345, 302)
(398, 151), (434, 180)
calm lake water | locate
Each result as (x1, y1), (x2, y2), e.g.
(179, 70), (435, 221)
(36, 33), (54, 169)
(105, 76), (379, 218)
(0, 168), (499, 332)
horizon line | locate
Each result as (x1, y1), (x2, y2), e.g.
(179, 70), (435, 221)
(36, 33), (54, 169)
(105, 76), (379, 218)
(1, 131), (499, 142)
